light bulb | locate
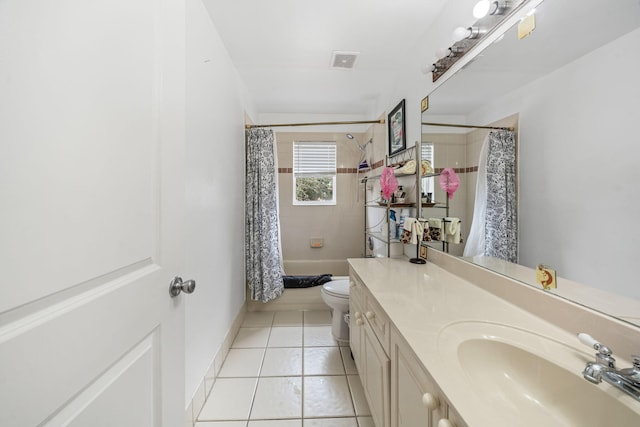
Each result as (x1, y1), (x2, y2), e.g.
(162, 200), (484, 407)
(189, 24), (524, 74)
(452, 27), (470, 42)
(474, 1), (510, 18)
(422, 63), (445, 74)
(473, 0), (491, 19)
(453, 26), (485, 41)
(436, 47), (449, 59)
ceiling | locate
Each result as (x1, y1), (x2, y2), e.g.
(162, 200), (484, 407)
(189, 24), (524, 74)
(202, 0), (449, 116)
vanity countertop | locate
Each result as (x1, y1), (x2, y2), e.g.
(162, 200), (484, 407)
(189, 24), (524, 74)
(348, 256), (640, 426)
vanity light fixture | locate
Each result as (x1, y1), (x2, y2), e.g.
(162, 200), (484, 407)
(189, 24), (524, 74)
(452, 26), (486, 42)
(473, 0), (511, 19)
(437, 46), (465, 59)
(428, 0), (523, 82)
(435, 47), (449, 60)
(421, 63), (445, 75)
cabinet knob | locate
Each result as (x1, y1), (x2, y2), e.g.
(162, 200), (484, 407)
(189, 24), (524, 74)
(422, 393), (439, 410)
(437, 419), (455, 427)
(365, 311), (375, 320)
(349, 281), (356, 288)
(356, 318), (364, 326)
(354, 312), (362, 319)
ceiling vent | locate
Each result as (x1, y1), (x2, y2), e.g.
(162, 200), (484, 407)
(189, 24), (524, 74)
(331, 51), (359, 70)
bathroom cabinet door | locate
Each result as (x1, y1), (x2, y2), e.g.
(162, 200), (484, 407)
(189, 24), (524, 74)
(0, 1), (186, 425)
(363, 320), (391, 427)
(350, 298), (365, 373)
(350, 273), (391, 427)
(391, 327), (445, 427)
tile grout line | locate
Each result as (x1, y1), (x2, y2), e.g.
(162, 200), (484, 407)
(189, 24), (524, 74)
(341, 343), (359, 422)
(246, 320), (274, 424)
(301, 311), (306, 422)
(198, 310), (368, 426)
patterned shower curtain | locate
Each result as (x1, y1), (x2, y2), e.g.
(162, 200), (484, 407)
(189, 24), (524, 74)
(464, 130), (517, 262)
(245, 128), (284, 302)
(484, 130), (517, 262)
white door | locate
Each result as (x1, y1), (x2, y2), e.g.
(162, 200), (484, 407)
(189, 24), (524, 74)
(0, 0), (187, 426)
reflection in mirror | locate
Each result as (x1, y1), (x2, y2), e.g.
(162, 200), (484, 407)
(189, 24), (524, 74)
(421, 0), (640, 326)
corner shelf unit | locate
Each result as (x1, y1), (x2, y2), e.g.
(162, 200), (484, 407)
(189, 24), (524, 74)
(361, 141), (450, 258)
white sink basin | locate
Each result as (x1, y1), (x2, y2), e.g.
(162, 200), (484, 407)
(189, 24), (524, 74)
(438, 322), (640, 426)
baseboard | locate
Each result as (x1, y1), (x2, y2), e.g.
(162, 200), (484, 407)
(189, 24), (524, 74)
(185, 301), (247, 427)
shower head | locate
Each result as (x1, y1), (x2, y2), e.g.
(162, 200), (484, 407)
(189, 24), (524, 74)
(346, 133), (372, 152)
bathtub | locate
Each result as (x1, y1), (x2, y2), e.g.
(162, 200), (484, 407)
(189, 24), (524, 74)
(247, 259), (350, 312)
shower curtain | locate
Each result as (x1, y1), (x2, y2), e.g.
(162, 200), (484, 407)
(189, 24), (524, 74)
(464, 130), (517, 263)
(245, 128), (284, 302)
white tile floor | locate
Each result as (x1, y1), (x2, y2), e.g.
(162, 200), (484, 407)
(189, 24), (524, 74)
(196, 310), (373, 427)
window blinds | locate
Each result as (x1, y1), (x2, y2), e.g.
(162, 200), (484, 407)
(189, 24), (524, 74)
(421, 142), (434, 165)
(293, 142), (337, 176)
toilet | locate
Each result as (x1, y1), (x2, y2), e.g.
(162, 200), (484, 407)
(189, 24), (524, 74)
(320, 277), (350, 343)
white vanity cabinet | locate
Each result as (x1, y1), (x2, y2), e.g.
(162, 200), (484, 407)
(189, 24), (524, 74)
(349, 275), (391, 427)
(350, 272), (467, 427)
(390, 325), (467, 427)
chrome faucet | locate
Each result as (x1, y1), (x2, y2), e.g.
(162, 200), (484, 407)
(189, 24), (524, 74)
(578, 333), (640, 401)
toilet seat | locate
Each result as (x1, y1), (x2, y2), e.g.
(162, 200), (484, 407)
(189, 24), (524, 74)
(322, 279), (349, 298)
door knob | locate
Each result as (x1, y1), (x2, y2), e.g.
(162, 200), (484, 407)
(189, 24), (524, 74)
(169, 276), (196, 297)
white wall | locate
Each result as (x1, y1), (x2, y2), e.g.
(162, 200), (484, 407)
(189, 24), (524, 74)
(185, 0), (252, 405)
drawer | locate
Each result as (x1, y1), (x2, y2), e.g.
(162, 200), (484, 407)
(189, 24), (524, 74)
(349, 271), (391, 355)
(349, 274), (365, 305)
(363, 289), (390, 355)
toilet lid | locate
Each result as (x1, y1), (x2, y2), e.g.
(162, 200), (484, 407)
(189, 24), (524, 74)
(323, 279), (350, 298)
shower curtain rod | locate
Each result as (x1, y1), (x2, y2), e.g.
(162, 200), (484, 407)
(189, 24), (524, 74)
(245, 119), (385, 129)
(422, 121), (513, 131)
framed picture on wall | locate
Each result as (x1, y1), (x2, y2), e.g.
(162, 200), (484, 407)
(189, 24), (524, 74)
(388, 99), (406, 155)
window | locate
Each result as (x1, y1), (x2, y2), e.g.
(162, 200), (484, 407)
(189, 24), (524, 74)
(293, 141), (337, 205)
(421, 142), (435, 197)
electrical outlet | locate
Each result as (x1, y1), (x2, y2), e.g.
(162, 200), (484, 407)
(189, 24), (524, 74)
(310, 238), (324, 248)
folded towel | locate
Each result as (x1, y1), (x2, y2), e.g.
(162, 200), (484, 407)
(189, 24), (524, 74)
(400, 217), (416, 244)
(428, 218), (442, 228)
(399, 217), (424, 245)
(419, 219), (431, 241)
(421, 160), (434, 175)
(428, 218), (443, 241)
(443, 217), (461, 244)
(396, 159), (416, 174)
(412, 221), (424, 245)
(403, 217), (418, 231)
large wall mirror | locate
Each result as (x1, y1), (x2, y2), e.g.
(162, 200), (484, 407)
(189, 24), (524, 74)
(422, 0), (640, 326)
